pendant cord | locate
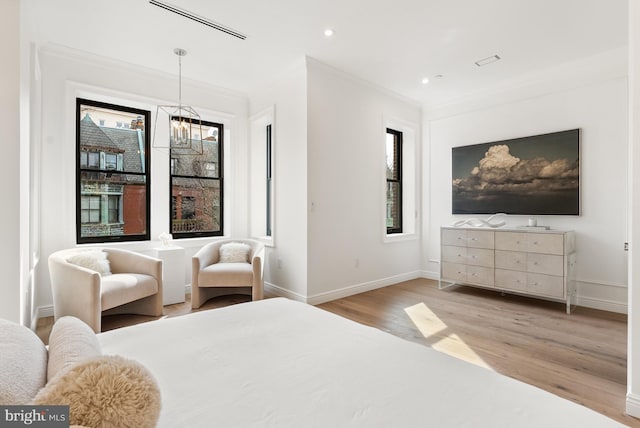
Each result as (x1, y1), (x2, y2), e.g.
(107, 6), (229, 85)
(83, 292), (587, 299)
(178, 54), (182, 111)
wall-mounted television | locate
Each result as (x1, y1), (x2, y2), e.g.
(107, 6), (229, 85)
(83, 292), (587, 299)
(452, 129), (580, 215)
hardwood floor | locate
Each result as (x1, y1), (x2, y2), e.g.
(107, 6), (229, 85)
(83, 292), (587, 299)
(36, 279), (635, 426)
(320, 279), (634, 427)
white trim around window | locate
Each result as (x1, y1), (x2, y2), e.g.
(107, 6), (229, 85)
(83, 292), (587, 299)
(383, 115), (418, 243)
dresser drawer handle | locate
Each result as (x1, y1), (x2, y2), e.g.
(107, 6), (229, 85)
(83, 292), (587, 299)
(532, 282), (538, 286)
(533, 241), (538, 245)
(533, 262), (538, 265)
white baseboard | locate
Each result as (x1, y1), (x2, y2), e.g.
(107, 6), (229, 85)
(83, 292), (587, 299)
(627, 393), (640, 418)
(264, 282), (307, 302)
(575, 296), (628, 314)
(420, 270), (440, 281)
(575, 279), (627, 314)
(306, 271), (422, 305)
(35, 305), (54, 320)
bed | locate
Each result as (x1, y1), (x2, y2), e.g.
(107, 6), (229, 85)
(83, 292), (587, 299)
(97, 297), (623, 427)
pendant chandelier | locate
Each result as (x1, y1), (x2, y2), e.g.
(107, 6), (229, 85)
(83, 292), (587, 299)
(153, 48), (203, 154)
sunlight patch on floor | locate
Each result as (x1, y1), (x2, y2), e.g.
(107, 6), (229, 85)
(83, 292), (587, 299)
(404, 302), (492, 370)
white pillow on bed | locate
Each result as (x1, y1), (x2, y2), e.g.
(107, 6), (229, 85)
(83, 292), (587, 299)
(0, 318), (48, 404)
(67, 250), (111, 275)
(219, 242), (251, 263)
(47, 316), (102, 382)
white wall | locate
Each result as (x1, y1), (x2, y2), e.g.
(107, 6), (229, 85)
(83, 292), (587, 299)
(0, 0), (22, 323)
(34, 46), (250, 311)
(425, 48), (628, 313)
(627, 0), (640, 417)
(249, 59), (308, 299)
(306, 58), (422, 303)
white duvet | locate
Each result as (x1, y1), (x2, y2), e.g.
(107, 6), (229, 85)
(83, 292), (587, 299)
(97, 298), (623, 427)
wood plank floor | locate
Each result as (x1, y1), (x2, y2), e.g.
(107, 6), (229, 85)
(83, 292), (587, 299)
(320, 279), (634, 427)
(36, 278), (636, 426)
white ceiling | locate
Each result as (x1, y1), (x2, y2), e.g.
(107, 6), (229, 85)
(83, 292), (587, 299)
(26, 0), (628, 109)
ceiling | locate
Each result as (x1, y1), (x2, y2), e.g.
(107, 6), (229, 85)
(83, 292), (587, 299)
(26, 0), (628, 109)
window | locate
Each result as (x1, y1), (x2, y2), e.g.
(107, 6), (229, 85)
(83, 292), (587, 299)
(386, 128), (402, 234)
(170, 118), (223, 238)
(80, 196), (101, 223)
(266, 124), (273, 237)
(107, 195), (120, 223)
(80, 151), (100, 169)
(105, 153), (118, 170)
(249, 107), (274, 243)
(76, 99), (151, 243)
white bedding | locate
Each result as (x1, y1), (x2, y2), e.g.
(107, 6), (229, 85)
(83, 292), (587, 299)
(98, 298), (623, 427)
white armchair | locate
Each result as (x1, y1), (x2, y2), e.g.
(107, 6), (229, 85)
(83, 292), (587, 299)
(191, 239), (265, 309)
(48, 248), (163, 333)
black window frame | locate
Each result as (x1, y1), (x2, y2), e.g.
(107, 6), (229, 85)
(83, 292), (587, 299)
(266, 124), (273, 237)
(76, 98), (151, 244)
(170, 117), (224, 238)
(386, 128), (403, 234)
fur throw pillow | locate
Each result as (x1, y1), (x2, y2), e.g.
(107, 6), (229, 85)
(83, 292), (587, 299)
(219, 242), (251, 263)
(33, 355), (161, 428)
(67, 250), (111, 275)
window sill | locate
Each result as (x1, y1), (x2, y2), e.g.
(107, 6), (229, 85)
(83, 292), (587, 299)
(253, 236), (275, 248)
(383, 232), (417, 243)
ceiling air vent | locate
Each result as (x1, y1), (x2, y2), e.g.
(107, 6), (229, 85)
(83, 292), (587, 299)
(149, 0), (247, 40)
(475, 55), (501, 67)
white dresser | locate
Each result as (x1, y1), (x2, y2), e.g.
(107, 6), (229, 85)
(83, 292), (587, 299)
(440, 227), (576, 313)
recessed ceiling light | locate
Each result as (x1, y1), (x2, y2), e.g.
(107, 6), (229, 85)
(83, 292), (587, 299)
(324, 28), (334, 37)
(475, 55), (501, 67)
(421, 77), (429, 84)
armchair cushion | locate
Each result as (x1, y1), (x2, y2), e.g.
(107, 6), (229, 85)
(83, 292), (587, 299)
(101, 274), (159, 311)
(66, 250), (111, 276)
(200, 263), (253, 287)
(219, 242), (251, 263)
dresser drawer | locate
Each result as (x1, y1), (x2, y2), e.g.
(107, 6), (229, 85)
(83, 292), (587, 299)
(527, 233), (564, 255)
(467, 248), (494, 268)
(495, 269), (527, 292)
(527, 253), (564, 276)
(442, 229), (467, 247)
(442, 246), (467, 264)
(527, 273), (564, 298)
(495, 232), (528, 252)
(466, 265), (494, 287)
(441, 262), (467, 282)
(466, 230), (494, 249)
(495, 250), (526, 271)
